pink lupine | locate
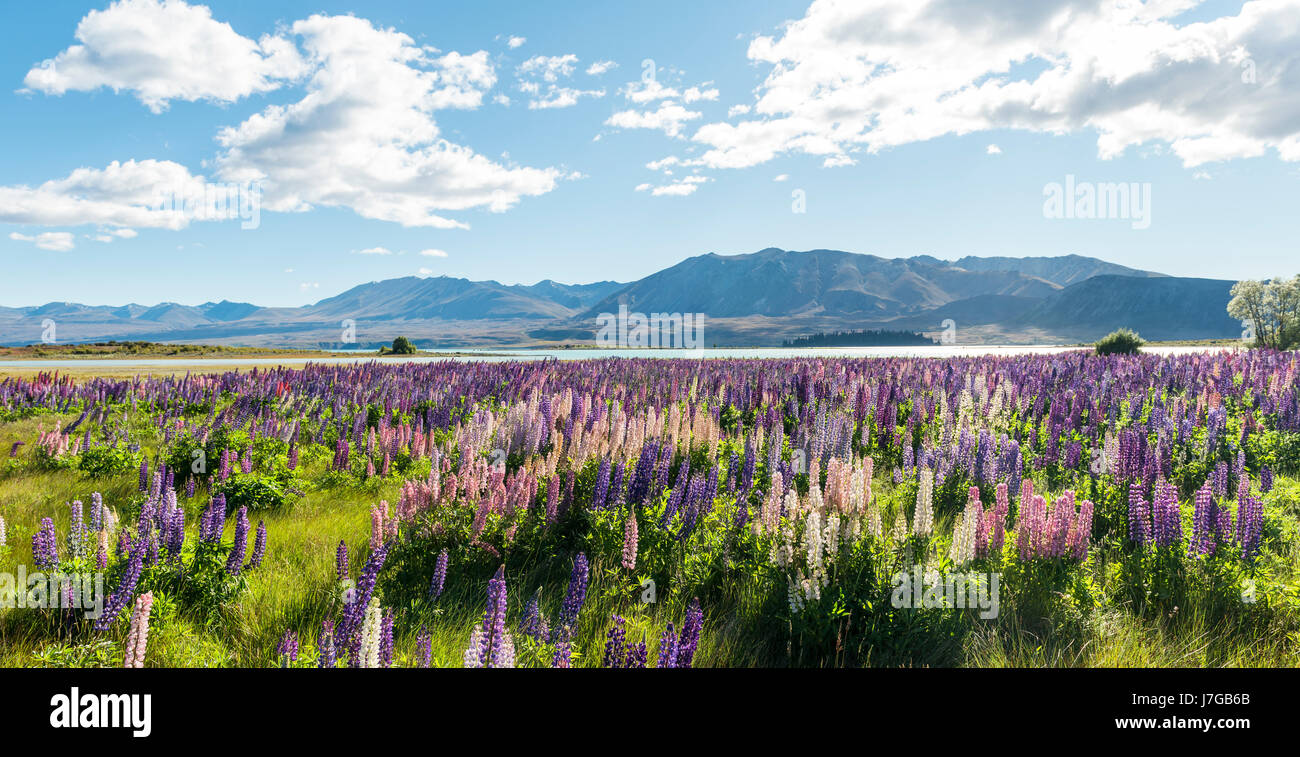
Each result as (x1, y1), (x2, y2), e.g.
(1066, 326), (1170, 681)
(622, 511), (639, 571)
(122, 592), (154, 668)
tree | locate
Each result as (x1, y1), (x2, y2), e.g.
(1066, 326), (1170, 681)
(1228, 275), (1300, 350)
(1095, 328), (1144, 355)
(388, 336), (418, 355)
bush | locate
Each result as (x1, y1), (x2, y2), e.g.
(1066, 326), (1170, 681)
(215, 472), (297, 513)
(384, 336), (418, 355)
(1095, 328), (1145, 355)
(77, 445), (143, 478)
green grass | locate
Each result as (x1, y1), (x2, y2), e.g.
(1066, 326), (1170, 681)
(2, 406), (1299, 668)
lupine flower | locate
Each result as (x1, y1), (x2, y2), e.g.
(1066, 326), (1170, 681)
(358, 597), (383, 668)
(318, 619), (336, 668)
(429, 549), (448, 599)
(554, 552), (589, 639)
(622, 511), (639, 571)
(0, 514), (6, 548)
(417, 626), (432, 668)
(32, 517), (58, 570)
(245, 521), (267, 570)
(603, 615), (628, 668)
(380, 609), (395, 668)
(225, 506), (250, 576)
(122, 592), (154, 668)
(276, 630), (299, 665)
(676, 598), (703, 668)
(336, 540), (349, 580)
(519, 591), (549, 642)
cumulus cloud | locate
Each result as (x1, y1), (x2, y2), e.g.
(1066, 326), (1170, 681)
(689, 0), (1300, 170)
(9, 231), (75, 251)
(22, 0), (308, 112)
(0, 159), (238, 229)
(419, 248), (449, 257)
(585, 60), (617, 76)
(606, 100), (703, 138)
(356, 246), (394, 255)
(986, 144), (1002, 155)
(214, 14), (562, 228)
(507, 35), (526, 49)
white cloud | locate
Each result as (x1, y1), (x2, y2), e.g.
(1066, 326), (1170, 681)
(689, 0), (1300, 170)
(516, 54), (604, 108)
(23, 0), (308, 113)
(606, 100), (703, 138)
(986, 144), (1002, 155)
(727, 104), (752, 117)
(682, 86), (719, 103)
(10, 231), (75, 251)
(299, 281), (320, 291)
(214, 14), (561, 228)
(585, 60), (617, 76)
(110, 228), (137, 238)
(356, 246), (394, 255)
(418, 248), (449, 257)
(417, 266), (436, 276)
(773, 173), (789, 182)
(518, 54), (578, 82)
(507, 36), (526, 49)
(638, 175), (710, 197)
(0, 159), (235, 229)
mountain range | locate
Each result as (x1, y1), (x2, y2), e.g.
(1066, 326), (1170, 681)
(0, 249), (1241, 348)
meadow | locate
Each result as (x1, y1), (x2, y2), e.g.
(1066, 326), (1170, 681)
(1, 351), (1298, 668)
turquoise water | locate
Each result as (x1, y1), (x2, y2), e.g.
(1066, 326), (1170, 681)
(0, 344), (1236, 369)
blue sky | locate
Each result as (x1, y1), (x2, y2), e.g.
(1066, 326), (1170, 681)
(2, 0), (1298, 307)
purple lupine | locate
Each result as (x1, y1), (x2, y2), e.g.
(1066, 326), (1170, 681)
(341, 541), (389, 666)
(429, 549), (448, 599)
(336, 540), (349, 580)
(519, 591), (549, 642)
(553, 552), (589, 639)
(225, 506), (250, 576)
(89, 491), (104, 532)
(1127, 481), (1151, 547)
(626, 640), (648, 668)
(417, 626), (432, 668)
(1151, 480), (1182, 549)
(676, 598), (703, 668)
(245, 521), (267, 570)
(317, 619), (336, 668)
(552, 639), (572, 668)
(1237, 483), (1264, 564)
(68, 501), (87, 561)
(603, 615), (627, 668)
(32, 517), (59, 569)
(1260, 466), (1273, 494)
(380, 609), (395, 668)
(138, 460), (149, 493)
(276, 630), (299, 664)
(478, 565), (510, 668)
(657, 622), (678, 668)
(95, 538), (143, 631)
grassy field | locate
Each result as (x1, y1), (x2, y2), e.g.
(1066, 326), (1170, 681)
(1, 355), (1298, 668)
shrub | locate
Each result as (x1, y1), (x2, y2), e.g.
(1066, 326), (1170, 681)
(77, 445), (143, 478)
(215, 472), (297, 513)
(1095, 328), (1145, 355)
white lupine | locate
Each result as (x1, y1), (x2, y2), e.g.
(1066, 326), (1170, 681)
(359, 596), (383, 668)
(914, 469), (935, 537)
(866, 504), (883, 539)
(0, 514), (6, 547)
(802, 510), (823, 570)
(949, 501), (980, 566)
(891, 509), (910, 542)
(823, 513), (841, 558)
